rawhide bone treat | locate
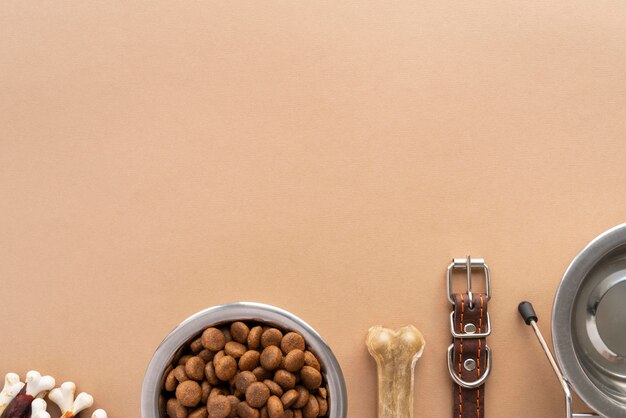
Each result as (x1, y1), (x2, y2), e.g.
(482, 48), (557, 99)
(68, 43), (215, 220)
(162, 321), (329, 418)
(0, 372), (108, 418)
(366, 325), (425, 418)
(0, 371), (55, 418)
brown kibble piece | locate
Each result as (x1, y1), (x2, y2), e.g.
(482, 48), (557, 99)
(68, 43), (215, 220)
(260, 407), (268, 418)
(207, 394), (232, 418)
(230, 322), (250, 344)
(222, 328), (232, 343)
(302, 396), (319, 418)
(190, 338), (204, 354)
(213, 350), (226, 366)
(261, 328), (283, 348)
(236, 401), (260, 418)
(198, 349), (215, 363)
(245, 382), (270, 408)
(293, 410), (302, 418)
(215, 355), (238, 381)
(239, 350), (261, 371)
(201, 381), (211, 403)
(189, 407), (208, 418)
(303, 352), (320, 371)
(176, 380), (202, 407)
(280, 333), (305, 354)
(273, 370), (296, 390)
(283, 350), (305, 372)
(260, 346), (283, 371)
(167, 398), (188, 418)
(174, 365), (189, 383)
(300, 366), (322, 390)
(252, 366), (273, 381)
(263, 379), (283, 397)
(225, 341), (247, 359)
(234, 371), (257, 393)
(317, 396), (328, 416)
(266, 395), (284, 418)
(179, 355), (192, 366)
(280, 389), (299, 409)
(165, 369), (178, 391)
(317, 387), (327, 399)
(185, 356), (206, 381)
(283, 411), (294, 418)
(205, 362), (219, 386)
(248, 326), (263, 349)
(292, 386), (309, 409)
(202, 328), (226, 351)
(227, 395), (239, 418)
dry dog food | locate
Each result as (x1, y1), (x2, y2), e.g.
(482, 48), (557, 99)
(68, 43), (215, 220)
(162, 322), (329, 418)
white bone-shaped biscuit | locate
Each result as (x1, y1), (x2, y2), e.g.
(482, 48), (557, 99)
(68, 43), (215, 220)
(92, 409), (108, 418)
(31, 398), (51, 418)
(366, 325), (425, 418)
(0, 373), (25, 414)
(25, 371), (55, 398)
(49, 382), (94, 418)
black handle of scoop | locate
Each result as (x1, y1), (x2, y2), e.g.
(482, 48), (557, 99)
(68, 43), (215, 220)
(518, 301), (538, 325)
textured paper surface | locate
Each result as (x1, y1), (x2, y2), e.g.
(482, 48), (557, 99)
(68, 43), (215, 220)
(1, 1), (626, 417)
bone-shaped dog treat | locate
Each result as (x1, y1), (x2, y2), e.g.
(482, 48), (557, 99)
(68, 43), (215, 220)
(31, 398), (51, 418)
(49, 382), (94, 418)
(0, 373), (24, 415)
(366, 325), (425, 418)
(0, 371), (55, 418)
(91, 409), (108, 418)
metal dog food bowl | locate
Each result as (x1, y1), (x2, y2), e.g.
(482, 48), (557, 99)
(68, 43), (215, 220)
(552, 223), (626, 417)
(141, 302), (348, 418)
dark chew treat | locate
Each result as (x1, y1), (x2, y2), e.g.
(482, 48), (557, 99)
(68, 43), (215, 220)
(167, 398), (188, 418)
(263, 379), (283, 397)
(260, 346), (282, 371)
(174, 365), (189, 383)
(245, 382), (271, 408)
(283, 349), (305, 372)
(234, 371), (257, 393)
(302, 395), (320, 418)
(230, 322), (250, 344)
(303, 351), (320, 371)
(300, 366), (322, 390)
(202, 327), (226, 351)
(207, 394), (232, 418)
(165, 369), (178, 391)
(280, 333), (305, 354)
(280, 389), (299, 409)
(260, 328), (283, 348)
(292, 386), (310, 409)
(185, 356), (206, 381)
(236, 401), (260, 418)
(224, 341), (247, 359)
(273, 370), (296, 390)
(215, 356), (238, 381)
(176, 380), (202, 407)
(266, 395), (284, 418)
(239, 350), (261, 371)
(188, 407), (208, 418)
(247, 326), (263, 349)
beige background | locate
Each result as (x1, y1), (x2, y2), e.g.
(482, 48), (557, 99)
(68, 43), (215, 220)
(1, 1), (626, 417)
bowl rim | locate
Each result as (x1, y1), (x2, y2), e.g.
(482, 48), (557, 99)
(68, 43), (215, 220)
(141, 302), (348, 418)
(553, 223), (626, 418)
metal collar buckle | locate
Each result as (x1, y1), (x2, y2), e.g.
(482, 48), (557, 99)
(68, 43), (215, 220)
(446, 256), (491, 308)
(449, 311), (492, 338)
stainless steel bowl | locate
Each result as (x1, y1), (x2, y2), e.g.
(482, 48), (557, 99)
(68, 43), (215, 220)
(141, 302), (347, 418)
(553, 224), (626, 418)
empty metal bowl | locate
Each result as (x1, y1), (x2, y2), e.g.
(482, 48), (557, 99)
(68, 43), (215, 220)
(142, 302), (347, 418)
(553, 224), (626, 417)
